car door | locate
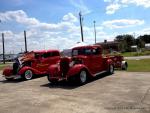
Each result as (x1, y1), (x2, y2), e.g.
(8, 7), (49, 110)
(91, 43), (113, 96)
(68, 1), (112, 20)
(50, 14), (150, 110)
(91, 47), (103, 74)
(31, 53), (43, 72)
(40, 51), (60, 72)
(40, 52), (52, 72)
(50, 51), (60, 64)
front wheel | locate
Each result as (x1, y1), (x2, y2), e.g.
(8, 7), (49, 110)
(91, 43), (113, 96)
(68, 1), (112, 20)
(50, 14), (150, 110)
(47, 74), (58, 84)
(78, 70), (87, 85)
(108, 64), (114, 75)
(23, 70), (33, 80)
(5, 78), (14, 81)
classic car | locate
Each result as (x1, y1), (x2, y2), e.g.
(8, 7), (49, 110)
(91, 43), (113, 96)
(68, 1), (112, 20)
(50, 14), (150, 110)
(47, 45), (115, 84)
(3, 50), (60, 80)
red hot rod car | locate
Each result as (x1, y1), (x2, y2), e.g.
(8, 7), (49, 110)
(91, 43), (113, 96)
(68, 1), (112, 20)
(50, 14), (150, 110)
(47, 45), (115, 84)
(3, 50), (60, 80)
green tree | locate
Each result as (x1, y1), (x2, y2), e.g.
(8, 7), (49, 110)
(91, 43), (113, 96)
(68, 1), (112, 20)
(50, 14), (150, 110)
(115, 34), (135, 52)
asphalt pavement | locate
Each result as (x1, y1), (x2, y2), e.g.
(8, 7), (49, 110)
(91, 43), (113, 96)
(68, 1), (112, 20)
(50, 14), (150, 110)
(0, 71), (150, 113)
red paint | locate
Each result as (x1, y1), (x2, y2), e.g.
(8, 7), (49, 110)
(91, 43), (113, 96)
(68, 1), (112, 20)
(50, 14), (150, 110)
(3, 50), (60, 79)
(47, 45), (114, 82)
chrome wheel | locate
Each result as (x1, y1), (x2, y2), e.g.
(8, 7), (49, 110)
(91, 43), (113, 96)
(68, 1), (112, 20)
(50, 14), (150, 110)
(108, 65), (114, 74)
(24, 70), (33, 80)
(79, 70), (87, 84)
(122, 63), (127, 70)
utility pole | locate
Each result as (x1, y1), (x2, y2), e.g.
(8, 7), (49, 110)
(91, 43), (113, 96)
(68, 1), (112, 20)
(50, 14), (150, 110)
(2, 33), (5, 64)
(24, 30), (27, 53)
(79, 12), (84, 42)
(93, 21), (97, 44)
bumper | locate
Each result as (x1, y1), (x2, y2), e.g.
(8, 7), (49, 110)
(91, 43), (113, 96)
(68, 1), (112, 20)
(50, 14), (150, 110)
(4, 74), (21, 79)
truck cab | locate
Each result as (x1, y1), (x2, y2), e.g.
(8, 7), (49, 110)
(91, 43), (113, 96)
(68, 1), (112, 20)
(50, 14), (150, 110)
(3, 50), (60, 80)
(47, 45), (114, 84)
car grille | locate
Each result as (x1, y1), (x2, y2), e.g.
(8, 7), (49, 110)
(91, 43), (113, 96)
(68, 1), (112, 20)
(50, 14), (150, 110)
(13, 62), (19, 74)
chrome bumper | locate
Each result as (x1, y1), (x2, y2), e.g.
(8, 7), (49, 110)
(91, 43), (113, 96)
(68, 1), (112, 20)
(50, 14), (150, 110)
(4, 74), (21, 79)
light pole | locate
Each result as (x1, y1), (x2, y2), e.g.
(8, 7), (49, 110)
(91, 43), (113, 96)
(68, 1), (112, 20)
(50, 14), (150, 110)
(2, 33), (5, 64)
(24, 30), (27, 53)
(79, 12), (84, 42)
(93, 21), (97, 44)
(0, 20), (5, 64)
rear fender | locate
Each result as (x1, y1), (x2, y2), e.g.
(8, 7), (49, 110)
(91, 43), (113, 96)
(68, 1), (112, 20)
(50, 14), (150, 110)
(67, 64), (90, 78)
(106, 59), (114, 69)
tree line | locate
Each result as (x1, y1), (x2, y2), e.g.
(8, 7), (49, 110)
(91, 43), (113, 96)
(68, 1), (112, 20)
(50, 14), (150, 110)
(115, 34), (150, 52)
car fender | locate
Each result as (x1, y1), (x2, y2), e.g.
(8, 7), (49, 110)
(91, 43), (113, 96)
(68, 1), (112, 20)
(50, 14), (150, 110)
(67, 64), (89, 78)
(106, 59), (114, 69)
(3, 67), (13, 76)
(47, 64), (60, 77)
(18, 66), (41, 75)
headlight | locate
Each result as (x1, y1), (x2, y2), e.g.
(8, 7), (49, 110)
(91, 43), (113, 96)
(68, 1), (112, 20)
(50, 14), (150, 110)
(69, 61), (75, 67)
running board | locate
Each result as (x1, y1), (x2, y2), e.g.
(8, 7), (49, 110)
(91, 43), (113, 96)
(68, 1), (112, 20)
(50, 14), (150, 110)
(94, 71), (107, 76)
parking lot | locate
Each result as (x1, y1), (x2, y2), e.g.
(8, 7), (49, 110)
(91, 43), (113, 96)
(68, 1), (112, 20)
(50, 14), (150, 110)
(0, 71), (150, 113)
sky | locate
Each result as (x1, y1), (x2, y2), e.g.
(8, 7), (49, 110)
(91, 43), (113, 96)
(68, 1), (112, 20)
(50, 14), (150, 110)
(0, 0), (150, 54)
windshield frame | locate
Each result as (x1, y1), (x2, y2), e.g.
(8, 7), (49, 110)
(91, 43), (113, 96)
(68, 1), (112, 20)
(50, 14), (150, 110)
(72, 48), (92, 56)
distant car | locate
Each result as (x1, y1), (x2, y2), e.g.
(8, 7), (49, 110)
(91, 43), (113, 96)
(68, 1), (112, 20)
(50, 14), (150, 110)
(3, 50), (60, 80)
(109, 55), (128, 70)
(47, 45), (114, 85)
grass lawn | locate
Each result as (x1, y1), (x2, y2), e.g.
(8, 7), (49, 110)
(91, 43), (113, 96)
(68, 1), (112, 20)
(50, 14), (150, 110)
(121, 50), (150, 57)
(127, 59), (150, 72)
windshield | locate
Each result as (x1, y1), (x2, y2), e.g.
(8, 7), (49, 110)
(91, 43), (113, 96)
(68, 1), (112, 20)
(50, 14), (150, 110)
(72, 48), (92, 56)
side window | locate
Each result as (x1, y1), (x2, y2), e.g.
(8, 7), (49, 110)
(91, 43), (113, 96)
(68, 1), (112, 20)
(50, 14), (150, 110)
(35, 53), (40, 59)
(51, 52), (60, 57)
(42, 52), (51, 58)
(84, 48), (92, 55)
(93, 48), (101, 55)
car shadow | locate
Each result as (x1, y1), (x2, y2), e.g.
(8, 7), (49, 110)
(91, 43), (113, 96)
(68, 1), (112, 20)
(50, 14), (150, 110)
(40, 73), (111, 90)
(0, 74), (46, 83)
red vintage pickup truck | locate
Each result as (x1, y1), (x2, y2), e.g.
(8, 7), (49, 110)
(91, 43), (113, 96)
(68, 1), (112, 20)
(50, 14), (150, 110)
(3, 50), (60, 80)
(47, 45), (116, 84)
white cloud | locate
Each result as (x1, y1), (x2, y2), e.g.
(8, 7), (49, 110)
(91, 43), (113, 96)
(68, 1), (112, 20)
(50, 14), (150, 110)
(69, 0), (92, 14)
(0, 10), (39, 25)
(0, 10), (108, 54)
(104, 0), (150, 14)
(127, 27), (150, 37)
(102, 19), (144, 29)
(106, 4), (121, 14)
(62, 13), (78, 23)
(121, 0), (150, 8)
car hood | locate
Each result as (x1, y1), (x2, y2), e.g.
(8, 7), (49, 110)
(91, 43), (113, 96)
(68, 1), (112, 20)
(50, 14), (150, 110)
(72, 55), (87, 60)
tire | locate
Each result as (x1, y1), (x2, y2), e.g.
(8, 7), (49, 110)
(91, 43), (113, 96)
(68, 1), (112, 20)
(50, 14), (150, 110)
(108, 64), (114, 75)
(78, 70), (87, 85)
(122, 63), (128, 70)
(5, 78), (13, 81)
(47, 74), (58, 84)
(23, 70), (33, 80)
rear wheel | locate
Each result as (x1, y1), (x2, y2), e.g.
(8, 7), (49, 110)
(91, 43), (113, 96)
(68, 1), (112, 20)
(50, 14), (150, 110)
(122, 63), (128, 70)
(78, 70), (87, 85)
(5, 78), (13, 81)
(23, 70), (33, 80)
(108, 64), (114, 75)
(47, 74), (58, 84)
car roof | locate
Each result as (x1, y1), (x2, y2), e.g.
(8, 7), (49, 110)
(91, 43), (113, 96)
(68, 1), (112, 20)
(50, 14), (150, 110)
(33, 50), (59, 54)
(72, 45), (102, 50)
